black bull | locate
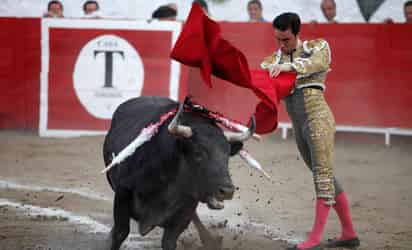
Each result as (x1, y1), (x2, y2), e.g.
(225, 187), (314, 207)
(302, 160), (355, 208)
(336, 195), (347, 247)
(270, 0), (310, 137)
(103, 96), (256, 250)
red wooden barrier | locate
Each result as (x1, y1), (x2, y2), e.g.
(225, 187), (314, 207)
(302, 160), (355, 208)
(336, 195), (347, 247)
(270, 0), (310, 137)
(0, 18), (411, 132)
(0, 18), (40, 129)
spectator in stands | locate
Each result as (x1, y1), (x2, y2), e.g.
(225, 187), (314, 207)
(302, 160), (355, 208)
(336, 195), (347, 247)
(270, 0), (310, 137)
(321, 0), (337, 23)
(83, 0), (100, 18)
(405, 0), (412, 23)
(261, 12), (360, 250)
(44, 0), (64, 18)
(151, 5), (177, 21)
(247, 0), (266, 22)
(193, 0), (209, 15)
(383, 1), (412, 24)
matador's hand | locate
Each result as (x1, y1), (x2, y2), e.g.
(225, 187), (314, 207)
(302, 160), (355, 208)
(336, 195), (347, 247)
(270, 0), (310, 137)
(268, 64), (293, 78)
(268, 64), (282, 78)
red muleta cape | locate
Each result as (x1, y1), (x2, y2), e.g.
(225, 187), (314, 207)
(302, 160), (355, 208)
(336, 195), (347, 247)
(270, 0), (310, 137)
(170, 3), (296, 134)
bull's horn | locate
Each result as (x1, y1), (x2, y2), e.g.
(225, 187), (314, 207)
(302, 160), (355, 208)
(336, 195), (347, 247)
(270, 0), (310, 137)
(168, 102), (193, 138)
(224, 116), (256, 142)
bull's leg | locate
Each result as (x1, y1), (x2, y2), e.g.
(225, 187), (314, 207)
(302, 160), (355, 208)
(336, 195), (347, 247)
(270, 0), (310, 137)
(192, 212), (223, 250)
(161, 203), (197, 250)
(161, 219), (192, 250)
(107, 192), (131, 250)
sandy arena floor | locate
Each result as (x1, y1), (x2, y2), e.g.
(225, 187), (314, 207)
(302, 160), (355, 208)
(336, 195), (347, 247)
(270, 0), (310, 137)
(0, 130), (411, 250)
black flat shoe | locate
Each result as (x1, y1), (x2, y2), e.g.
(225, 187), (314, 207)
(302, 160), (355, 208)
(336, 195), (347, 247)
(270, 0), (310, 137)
(286, 244), (323, 250)
(324, 237), (360, 248)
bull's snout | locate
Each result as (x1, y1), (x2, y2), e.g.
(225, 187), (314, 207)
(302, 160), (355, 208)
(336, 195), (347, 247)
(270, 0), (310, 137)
(206, 184), (235, 210)
(218, 185), (235, 200)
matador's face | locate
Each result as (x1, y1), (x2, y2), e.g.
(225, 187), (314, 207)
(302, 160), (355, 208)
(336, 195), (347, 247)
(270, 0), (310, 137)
(274, 28), (298, 54)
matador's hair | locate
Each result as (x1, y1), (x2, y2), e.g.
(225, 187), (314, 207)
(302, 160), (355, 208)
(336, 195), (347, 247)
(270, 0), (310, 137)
(272, 12), (301, 36)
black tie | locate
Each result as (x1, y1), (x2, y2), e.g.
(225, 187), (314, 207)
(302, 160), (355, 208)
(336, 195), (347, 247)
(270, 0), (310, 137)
(289, 49), (296, 63)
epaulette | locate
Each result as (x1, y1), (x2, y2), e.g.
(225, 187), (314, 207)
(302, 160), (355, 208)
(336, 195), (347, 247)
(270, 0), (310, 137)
(303, 39), (328, 54)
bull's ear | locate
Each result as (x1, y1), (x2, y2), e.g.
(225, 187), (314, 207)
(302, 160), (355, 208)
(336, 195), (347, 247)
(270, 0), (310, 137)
(229, 141), (243, 156)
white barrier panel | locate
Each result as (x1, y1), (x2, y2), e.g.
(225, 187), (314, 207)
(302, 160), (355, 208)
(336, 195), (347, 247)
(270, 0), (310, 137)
(39, 18), (181, 137)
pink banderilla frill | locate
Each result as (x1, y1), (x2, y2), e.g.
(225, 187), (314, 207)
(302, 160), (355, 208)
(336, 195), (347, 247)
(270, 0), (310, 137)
(101, 110), (177, 174)
(239, 149), (271, 179)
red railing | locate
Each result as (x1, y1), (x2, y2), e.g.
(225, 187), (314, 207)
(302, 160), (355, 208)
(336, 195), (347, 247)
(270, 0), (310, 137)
(1, 18), (411, 132)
